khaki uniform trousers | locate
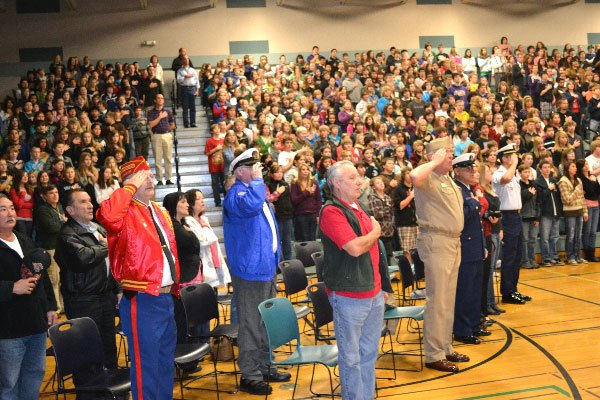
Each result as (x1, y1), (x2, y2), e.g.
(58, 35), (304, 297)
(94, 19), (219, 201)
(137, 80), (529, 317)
(417, 231), (461, 363)
(47, 249), (64, 313)
(151, 132), (173, 181)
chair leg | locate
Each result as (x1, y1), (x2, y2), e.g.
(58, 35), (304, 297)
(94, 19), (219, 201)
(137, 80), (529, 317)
(177, 366), (185, 400)
(292, 365), (300, 400)
(214, 342), (221, 400)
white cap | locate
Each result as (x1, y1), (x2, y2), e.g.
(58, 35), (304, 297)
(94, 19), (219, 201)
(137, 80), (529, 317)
(229, 148), (259, 175)
(497, 143), (517, 157)
(452, 153), (476, 168)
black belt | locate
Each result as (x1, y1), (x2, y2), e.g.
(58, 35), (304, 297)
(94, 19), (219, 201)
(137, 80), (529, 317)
(501, 210), (521, 214)
(153, 131), (172, 134)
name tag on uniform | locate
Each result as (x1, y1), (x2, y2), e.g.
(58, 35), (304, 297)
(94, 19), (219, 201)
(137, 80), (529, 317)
(441, 183), (448, 188)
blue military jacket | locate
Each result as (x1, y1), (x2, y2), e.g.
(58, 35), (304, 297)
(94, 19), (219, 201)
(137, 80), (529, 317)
(455, 179), (486, 263)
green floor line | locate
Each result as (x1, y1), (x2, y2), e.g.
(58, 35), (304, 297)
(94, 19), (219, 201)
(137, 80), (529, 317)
(457, 385), (570, 399)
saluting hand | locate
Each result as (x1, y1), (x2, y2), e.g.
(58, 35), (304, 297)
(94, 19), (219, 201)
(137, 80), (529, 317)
(129, 170), (152, 188)
(431, 148), (447, 165)
(251, 163), (263, 180)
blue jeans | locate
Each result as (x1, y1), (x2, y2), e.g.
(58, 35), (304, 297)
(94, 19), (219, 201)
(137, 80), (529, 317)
(582, 206), (599, 250)
(0, 332), (47, 400)
(180, 86), (196, 126)
(564, 215), (583, 261)
(540, 216), (560, 262)
(329, 291), (384, 400)
(277, 218), (294, 261)
(521, 220), (539, 264)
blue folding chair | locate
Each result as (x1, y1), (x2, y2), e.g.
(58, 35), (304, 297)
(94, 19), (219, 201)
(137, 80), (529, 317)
(258, 297), (338, 399)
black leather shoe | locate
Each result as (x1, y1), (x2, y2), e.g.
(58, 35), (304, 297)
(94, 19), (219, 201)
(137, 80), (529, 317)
(455, 336), (481, 345)
(514, 292), (532, 301)
(262, 370), (291, 382)
(165, 180), (174, 185)
(486, 306), (500, 315)
(491, 304), (506, 313)
(502, 293), (526, 304)
(190, 124), (197, 128)
(240, 379), (272, 395)
(473, 329), (491, 337)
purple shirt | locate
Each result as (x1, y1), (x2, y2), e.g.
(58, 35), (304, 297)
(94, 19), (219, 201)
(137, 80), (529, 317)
(147, 107), (174, 134)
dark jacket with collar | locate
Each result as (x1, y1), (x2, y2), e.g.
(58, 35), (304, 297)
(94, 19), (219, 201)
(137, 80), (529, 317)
(534, 174), (563, 217)
(54, 217), (117, 298)
(0, 231), (57, 339)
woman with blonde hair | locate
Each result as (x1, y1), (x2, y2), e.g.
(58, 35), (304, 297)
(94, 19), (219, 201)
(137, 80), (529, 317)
(552, 132), (572, 167)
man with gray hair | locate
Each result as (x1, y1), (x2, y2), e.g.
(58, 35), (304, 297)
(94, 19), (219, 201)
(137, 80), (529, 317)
(319, 160), (392, 400)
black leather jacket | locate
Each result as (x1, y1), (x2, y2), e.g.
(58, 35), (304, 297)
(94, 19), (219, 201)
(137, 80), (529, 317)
(54, 218), (118, 298)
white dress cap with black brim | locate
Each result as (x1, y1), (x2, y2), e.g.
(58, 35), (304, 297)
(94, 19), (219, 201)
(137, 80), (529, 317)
(229, 148), (259, 175)
(497, 143), (517, 158)
(452, 152), (476, 168)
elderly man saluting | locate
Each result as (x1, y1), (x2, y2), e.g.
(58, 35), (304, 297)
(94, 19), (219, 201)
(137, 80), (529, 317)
(223, 148), (291, 396)
(97, 156), (180, 400)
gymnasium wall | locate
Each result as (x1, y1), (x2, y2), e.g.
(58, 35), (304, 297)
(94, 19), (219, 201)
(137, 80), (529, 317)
(0, 0), (598, 98)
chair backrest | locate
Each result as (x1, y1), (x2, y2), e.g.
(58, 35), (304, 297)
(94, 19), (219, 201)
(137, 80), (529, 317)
(306, 282), (333, 330)
(280, 259), (309, 297)
(180, 283), (220, 333)
(311, 251), (324, 282)
(48, 317), (104, 379)
(410, 249), (426, 281)
(396, 254), (415, 291)
(293, 241), (323, 268)
(258, 297), (300, 352)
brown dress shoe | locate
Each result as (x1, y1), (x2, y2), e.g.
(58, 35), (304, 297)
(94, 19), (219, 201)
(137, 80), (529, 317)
(446, 351), (470, 363)
(425, 359), (459, 373)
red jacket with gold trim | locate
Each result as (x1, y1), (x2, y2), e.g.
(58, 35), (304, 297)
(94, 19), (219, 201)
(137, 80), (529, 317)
(96, 184), (180, 297)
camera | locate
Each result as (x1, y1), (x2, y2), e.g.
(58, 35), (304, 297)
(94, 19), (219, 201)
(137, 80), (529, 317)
(484, 210), (502, 219)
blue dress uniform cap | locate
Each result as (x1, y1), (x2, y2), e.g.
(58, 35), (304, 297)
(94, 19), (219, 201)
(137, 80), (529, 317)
(452, 153), (476, 168)
(229, 148), (259, 175)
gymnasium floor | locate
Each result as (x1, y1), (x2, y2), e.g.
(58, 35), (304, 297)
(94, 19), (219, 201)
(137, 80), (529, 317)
(41, 262), (600, 400)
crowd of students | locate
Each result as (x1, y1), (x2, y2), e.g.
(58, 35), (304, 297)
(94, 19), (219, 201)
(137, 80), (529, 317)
(1, 39), (600, 301)
(201, 40), (600, 275)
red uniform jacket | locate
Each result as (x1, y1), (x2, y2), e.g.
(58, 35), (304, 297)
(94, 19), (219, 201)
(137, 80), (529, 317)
(96, 184), (180, 296)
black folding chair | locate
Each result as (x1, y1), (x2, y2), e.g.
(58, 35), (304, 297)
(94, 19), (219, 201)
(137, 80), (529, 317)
(180, 283), (240, 399)
(47, 317), (131, 399)
(293, 241), (323, 275)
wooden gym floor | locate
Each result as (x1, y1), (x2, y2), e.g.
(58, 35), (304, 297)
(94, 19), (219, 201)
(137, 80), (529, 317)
(41, 261), (600, 399)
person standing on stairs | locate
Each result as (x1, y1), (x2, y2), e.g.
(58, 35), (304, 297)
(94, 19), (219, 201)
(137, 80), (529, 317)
(204, 124), (225, 207)
(147, 94), (175, 186)
(176, 57), (199, 129)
